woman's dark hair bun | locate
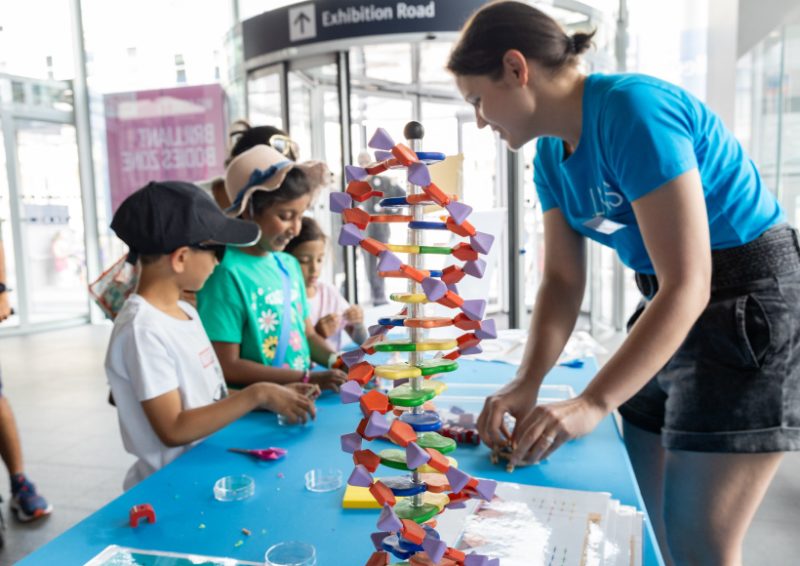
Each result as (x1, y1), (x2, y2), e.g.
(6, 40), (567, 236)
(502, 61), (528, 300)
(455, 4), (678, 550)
(571, 31), (595, 55)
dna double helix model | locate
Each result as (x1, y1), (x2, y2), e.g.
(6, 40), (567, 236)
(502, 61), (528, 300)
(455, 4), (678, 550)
(332, 122), (500, 566)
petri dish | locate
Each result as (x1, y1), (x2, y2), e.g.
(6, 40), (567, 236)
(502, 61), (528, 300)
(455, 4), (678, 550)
(277, 413), (312, 427)
(304, 468), (343, 493)
(213, 474), (255, 501)
(264, 541), (317, 566)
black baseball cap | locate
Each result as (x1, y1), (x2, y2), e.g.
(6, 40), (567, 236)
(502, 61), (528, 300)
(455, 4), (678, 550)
(111, 181), (261, 263)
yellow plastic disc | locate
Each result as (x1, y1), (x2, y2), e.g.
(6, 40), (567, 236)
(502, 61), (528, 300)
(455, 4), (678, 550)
(422, 491), (450, 512)
(386, 244), (420, 253)
(374, 363), (422, 380)
(419, 455), (458, 474)
(390, 293), (429, 304)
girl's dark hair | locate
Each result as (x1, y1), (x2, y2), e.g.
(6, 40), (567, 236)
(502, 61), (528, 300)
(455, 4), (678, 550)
(249, 167), (311, 217)
(284, 216), (327, 255)
(228, 123), (298, 163)
(447, 0), (595, 78)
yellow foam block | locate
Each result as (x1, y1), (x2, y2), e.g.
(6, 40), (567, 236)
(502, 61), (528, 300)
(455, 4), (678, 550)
(342, 483), (453, 510)
(375, 364), (422, 379)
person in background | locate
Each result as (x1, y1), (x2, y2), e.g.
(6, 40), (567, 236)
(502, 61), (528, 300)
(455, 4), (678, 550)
(450, 2), (799, 564)
(106, 181), (318, 490)
(285, 216), (367, 352)
(0, 235), (52, 525)
(197, 145), (346, 392)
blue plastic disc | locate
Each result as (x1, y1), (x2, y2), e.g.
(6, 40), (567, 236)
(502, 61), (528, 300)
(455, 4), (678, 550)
(428, 270), (443, 278)
(409, 221), (448, 231)
(416, 151), (446, 163)
(399, 410), (443, 432)
(381, 475), (428, 497)
(382, 535), (416, 559)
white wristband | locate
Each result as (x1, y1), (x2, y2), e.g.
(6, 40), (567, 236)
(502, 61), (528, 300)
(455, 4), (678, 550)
(327, 352), (338, 369)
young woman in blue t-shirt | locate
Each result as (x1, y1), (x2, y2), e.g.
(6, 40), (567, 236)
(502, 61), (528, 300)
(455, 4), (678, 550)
(449, 2), (799, 564)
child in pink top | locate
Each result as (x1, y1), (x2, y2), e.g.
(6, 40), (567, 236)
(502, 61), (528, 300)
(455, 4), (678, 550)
(286, 217), (367, 352)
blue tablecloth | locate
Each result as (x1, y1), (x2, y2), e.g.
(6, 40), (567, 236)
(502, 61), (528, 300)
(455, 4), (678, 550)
(21, 358), (664, 565)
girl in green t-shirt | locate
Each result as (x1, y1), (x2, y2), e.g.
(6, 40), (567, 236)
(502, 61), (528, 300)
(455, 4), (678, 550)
(197, 144), (346, 392)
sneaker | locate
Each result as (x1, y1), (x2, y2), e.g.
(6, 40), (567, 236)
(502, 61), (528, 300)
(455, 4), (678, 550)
(10, 474), (52, 523)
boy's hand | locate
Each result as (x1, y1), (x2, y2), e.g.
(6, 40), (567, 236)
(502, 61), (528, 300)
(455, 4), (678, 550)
(310, 369), (347, 392)
(258, 383), (316, 424)
(315, 313), (340, 338)
(343, 305), (363, 325)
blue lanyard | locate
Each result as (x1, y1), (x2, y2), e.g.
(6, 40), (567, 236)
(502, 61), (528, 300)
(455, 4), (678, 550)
(271, 254), (293, 368)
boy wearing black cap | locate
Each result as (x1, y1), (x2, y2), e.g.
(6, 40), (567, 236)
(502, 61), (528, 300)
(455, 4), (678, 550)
(106, 181), (318, 489)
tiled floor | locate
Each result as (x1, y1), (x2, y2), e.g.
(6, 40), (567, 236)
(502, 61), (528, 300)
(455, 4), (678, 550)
(0, 323), (797, 564)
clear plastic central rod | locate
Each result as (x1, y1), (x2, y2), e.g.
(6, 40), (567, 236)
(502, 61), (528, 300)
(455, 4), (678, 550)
(407, 134), (424, 507)
(407, 135), (423, 399)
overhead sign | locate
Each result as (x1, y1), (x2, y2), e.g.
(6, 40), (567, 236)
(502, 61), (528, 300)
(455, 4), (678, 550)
(243, 0), (486, 61)
(104, 84), (227, 212)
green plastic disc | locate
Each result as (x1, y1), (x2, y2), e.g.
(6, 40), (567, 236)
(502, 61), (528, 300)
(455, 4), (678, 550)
(416, 432), (456, 454)
(379, 448), (410, 471)
(393, 499), (440, 523)
(378, 448), (458, 473)
(417, 358), (458, 376)
(388, 381), (446, 407)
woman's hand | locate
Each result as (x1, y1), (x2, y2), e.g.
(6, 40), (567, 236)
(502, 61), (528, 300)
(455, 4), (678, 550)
(257, 382), (316, 424)
(477, 379), (540, 449)
(509, 393), (607, 466)
(315, 313), (340, 338)
(310, 369), (347, 392)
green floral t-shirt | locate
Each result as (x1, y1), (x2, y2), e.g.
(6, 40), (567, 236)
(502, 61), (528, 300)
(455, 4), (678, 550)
(197, 248), (311, 372)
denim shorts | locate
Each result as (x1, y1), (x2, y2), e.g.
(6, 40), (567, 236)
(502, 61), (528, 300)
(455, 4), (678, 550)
(618, 224), (800, 453)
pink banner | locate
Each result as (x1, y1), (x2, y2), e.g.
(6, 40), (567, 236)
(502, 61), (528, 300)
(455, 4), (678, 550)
(104, 84), (227, 212)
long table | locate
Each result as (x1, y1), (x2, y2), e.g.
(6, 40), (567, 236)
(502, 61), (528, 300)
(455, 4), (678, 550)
(21, 358), (664, 565)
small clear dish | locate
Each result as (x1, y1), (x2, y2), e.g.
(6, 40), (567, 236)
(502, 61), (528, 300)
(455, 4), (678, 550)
(304, 468), (343, 493)
(264, 541), (317, 565)
(213, 474), (255, 501)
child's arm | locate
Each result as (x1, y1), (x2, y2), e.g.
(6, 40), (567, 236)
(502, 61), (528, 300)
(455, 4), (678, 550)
(141, 381), (317, 447)
(213, 341), (346, 391)
(306, 317), (338, 364)
(342, 305), (367, 345)
(213, 341), (308, 386)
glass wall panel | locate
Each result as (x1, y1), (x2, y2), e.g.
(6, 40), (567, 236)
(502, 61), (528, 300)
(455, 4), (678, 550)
(350, 44), (413, 86)
(14, 120), (87, 323)
(247, 67), (283, 130)
(781, 24), (800, 224)
(0, 0), (75, 80)
(287, 60), (341, 292)
(0, 128), (20, 328)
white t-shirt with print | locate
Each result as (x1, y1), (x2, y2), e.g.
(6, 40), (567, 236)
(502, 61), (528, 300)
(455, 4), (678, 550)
(105, 294), (227, 490)
(308, 281), (351, 352)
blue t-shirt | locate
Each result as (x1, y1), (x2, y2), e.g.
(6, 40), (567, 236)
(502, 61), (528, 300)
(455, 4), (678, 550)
(534, 73), (783, 274)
